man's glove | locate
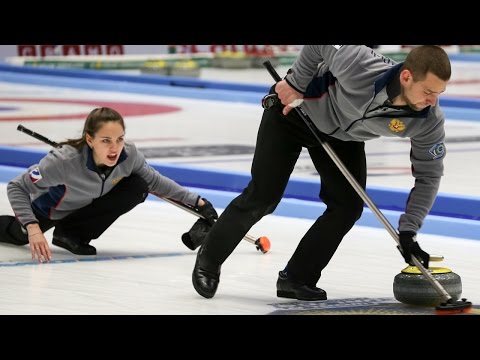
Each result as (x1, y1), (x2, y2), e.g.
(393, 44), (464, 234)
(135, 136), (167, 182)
(398, 231), (430, 269)
(195, 198), (218, 226)
(181, 218), (212, 251)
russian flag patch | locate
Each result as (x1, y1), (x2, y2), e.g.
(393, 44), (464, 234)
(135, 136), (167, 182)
(29, 167), (42, 183)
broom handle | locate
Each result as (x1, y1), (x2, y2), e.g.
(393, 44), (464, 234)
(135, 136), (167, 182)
(16, 124), (269, 253)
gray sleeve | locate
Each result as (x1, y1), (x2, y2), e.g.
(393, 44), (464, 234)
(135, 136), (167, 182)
(7, 173), (38, 226)
(130, 146), (200, 206)
(399, 109), (446, 233)
(7, 150), (66, 226)
(285, 45), (364, 92)
(285, 45), (393, 96)
(284, 45), (326, 92)
(398, 177), (441, 233)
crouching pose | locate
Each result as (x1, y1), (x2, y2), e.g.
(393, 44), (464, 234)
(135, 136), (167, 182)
(0, 107), (217, 262)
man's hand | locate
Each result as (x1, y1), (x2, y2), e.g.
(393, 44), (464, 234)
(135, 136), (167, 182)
(398, 231), (429, 269)
(195, 198), (218, 226)
(275, 80), (304, 116)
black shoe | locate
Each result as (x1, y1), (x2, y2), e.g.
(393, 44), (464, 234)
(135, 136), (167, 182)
(192, 247), (221, 298)
(52, 235), (96, 255)
(276, 270), (327, 301)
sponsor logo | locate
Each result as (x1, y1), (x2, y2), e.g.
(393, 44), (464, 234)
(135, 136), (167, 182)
(389, 119), (405, 133)
(269, 297), (480, 315)
(28, 167), (42, 183)
(429, 142), (445, 159)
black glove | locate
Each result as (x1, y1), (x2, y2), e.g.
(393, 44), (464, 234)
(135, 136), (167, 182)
(398, 231), (430, 269)
(195, 198), (218, 226)
(181, 218), (212, 251)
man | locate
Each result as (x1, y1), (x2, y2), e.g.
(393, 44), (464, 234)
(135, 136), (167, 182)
(192, 45), (451, 300)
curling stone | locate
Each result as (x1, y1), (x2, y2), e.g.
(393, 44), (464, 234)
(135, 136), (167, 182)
(393, 256), (462, 307)
(169, 60), (201, 78)
(211, 51), (252, 69)
(140, 60), (169, 75)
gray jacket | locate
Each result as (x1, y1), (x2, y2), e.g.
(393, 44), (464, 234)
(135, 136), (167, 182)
(286, 45), (446, 233)
(7, 141), (200, 227)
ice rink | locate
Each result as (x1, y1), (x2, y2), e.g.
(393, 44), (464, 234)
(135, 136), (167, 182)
(0, 60), (479, 315)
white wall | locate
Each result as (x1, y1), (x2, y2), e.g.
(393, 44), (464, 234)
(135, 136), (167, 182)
(0, 45), (302, 61)
(0, 45), (17, 61)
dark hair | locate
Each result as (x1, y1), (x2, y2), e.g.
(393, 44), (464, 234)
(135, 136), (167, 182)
(401, 45), (451, 82)
(59, 107), (125, 149)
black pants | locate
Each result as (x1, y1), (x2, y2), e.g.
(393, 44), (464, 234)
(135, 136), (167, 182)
(3, 175), (149, 244)
(203, 106), (366, 286)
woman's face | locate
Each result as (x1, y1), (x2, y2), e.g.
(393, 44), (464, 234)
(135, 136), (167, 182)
(86, 121), (125, 167)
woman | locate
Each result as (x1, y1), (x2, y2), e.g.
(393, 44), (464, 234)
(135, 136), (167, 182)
(0, 107), (217, 262)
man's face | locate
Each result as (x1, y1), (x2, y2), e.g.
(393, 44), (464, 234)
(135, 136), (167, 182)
(401, 70), (448, 111)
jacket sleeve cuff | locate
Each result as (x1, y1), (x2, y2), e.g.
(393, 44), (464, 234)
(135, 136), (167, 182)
(194, 195), (201, 208)
(285, 76), (305, 95)
(22, 220), (39, 231)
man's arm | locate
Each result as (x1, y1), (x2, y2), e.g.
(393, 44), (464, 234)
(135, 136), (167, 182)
(399, 110), (446, 233)
(285, 45), (366, 92)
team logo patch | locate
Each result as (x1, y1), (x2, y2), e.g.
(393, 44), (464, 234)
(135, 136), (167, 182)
(429, 142), (445, 159)
(389, 119), (405, 133)
(29, 167), (42, 183)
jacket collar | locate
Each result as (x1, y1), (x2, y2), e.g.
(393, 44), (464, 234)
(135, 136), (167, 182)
(374, 63), (403, 96)
(85, 145), (128, 171)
